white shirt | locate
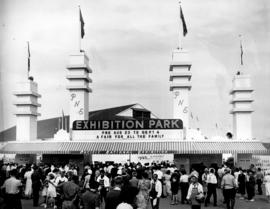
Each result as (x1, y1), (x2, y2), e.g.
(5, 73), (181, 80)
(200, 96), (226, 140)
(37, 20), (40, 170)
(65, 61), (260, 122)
(186, 183), (203, 200)
(154, 170), (163, 180)
(180, 174), (189, 183)
(151, 179), (162, 198)
(207, 173), (217, 184)
(97, 175), (110, 188)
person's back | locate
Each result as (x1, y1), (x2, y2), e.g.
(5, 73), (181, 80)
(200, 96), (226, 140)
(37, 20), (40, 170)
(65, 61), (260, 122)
(61, 180), (79, 200)
(105, 177), (122, 209)
(105, 188), (122, 209)
(129, 171), (139, 188)
(82, 189), (100, 209)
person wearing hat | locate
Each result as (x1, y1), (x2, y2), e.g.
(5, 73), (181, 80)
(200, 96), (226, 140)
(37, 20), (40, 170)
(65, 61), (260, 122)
(204, 168), (217, 207)
(201, 168), (209, 196)
(246, 169), (256, 202)
(221, 168), (237, 209)
(186, 173), (204, 209)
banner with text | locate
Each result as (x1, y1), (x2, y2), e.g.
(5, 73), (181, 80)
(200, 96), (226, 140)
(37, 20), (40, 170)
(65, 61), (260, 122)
(72, 119), (183, 141)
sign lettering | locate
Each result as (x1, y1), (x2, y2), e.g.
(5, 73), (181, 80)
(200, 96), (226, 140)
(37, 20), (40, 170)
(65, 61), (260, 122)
(73, 119), (183, 130)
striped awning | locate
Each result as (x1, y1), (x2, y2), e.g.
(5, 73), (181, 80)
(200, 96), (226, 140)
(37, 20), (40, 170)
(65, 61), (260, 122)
(0, 141), (63, 154)
(0, 140), (268, 155)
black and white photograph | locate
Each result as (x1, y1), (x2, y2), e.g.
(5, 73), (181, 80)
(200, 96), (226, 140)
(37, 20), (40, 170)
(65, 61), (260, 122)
(0, 0), (270, 208)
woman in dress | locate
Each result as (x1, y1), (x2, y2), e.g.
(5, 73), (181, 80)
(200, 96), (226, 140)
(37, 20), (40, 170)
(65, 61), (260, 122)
(46, 173), (57, 208)
(264, 171), (270, 203)
(163, 170), (171, 198)
(24, 166), (33, 198)
(137, 172), (151, 209)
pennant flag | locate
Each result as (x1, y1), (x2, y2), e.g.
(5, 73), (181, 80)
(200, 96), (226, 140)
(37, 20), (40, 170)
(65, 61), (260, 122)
(240, 40), (243, 65)
(180, 5), (188, 36)
(62, 110), (65, 130)
(79, 8), (85, 38)
(196, 116), (199, 122)
(27, 41), (30, 72)
(190, 112), (193, 119)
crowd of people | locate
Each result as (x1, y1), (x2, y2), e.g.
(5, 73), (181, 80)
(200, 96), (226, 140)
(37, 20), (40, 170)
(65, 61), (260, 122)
(0, 161), (270, 209)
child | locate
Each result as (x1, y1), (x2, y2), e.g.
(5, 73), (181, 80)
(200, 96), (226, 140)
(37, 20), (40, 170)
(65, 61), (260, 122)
(187, 173), (204, 209)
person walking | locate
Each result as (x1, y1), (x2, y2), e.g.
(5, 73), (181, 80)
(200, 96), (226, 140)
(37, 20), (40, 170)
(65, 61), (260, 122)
(237, 168), (246, 200)
(105, 176), (122, 209)
(1, 169), (22, 209)
(97, 170), (110, 204)
(24, 166), (33, 199)
(81, 181), (100, 209)
(170, 171), (179, 205)
(204, 168), (217, 207)
(180, 170), (189, 204)
(31, 165), (42, 207)
(221, 168), (237, 209)
(137, 172), (151, 209)
(264, 171), (270, 203)
(256, 167), (264, 195)
(149, 174), (162, 209)
(186, 173), (204, 209)
(246, 170), (256, 201)
(58, 174), (80, 209)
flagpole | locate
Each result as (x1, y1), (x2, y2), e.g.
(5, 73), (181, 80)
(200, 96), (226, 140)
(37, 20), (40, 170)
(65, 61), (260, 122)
(27, 41), (30, 80)
(239, 34), (243, 66)
(78, 5), (81, 52)
(178, 1), (182, 50)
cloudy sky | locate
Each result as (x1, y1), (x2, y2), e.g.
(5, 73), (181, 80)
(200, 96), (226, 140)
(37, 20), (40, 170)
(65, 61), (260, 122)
(0, 0), (269, 141)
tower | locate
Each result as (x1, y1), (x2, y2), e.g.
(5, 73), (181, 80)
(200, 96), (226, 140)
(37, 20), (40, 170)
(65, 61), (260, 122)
(14, 78), (41, 141)
(169, 49), (192, 134)
(230, 73), (253, 140)
(66, 51), (92, 132)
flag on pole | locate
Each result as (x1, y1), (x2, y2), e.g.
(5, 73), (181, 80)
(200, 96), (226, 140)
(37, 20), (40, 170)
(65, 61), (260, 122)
(180, 5), (188, 36)
(240, 39), (243, 65)
(79, 8), (85, 38)
(62, 110), (65, 130)
(190, 112), (193, 119)
(27, 41), (30, 73)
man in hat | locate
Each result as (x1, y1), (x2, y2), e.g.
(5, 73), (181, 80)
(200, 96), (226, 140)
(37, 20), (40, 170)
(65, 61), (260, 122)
(187, 173), (204, 209)
(246, 169), (256, 201)
(205, 168), (217, 207)
(221, 168), (237, 209)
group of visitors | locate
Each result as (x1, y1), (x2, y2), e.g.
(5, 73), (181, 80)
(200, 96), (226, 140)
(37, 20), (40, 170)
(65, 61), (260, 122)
(0, 161), (270, 209)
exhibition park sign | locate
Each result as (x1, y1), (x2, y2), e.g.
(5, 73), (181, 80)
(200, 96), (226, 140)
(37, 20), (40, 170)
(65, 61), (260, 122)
(72, 119), (183, 141)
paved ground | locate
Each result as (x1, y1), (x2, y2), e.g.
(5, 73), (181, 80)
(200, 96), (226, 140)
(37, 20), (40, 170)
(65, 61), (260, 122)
(21, 189), (270, 209)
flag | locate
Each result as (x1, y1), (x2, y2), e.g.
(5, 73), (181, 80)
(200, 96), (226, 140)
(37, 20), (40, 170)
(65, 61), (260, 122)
(215, 123), (218, 129)
(62, 110), (65, 130)
(196, 116), (199, 122)
(79, 8), (85, 38)
(240, 40), (243, 65)
(190, 112), (193, 119)
(180, 6), (188, 36)
(27, 41), (30, 72)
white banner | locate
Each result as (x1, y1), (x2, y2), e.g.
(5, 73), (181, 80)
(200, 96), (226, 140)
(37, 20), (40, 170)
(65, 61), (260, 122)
(72, 129), (183, 141)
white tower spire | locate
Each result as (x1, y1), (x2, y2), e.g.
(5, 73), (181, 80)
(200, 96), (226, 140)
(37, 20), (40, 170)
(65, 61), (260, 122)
(66, 52), (92, 136)
(169, 49), (192, 137)
(230, 73), (253, 140)
(14, 78), (41, 141)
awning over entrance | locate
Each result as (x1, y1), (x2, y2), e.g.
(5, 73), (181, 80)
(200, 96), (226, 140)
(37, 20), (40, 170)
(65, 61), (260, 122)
(0, 141), (268, 155)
